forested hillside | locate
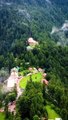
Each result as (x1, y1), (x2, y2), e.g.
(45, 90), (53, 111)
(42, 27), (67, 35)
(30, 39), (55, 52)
(0, 0), (68, 120)
(0, 0), (68, 55)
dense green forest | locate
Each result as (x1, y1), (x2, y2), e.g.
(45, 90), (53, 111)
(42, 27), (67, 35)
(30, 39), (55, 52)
(0, 0), (68, 120)
(0, 40), (68, 119)
(0, 0), (68, 55)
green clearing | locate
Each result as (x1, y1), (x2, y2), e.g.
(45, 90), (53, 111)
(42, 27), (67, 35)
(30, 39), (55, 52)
(19, 72), (42, 89)
(0, 113), (5, 120)
(46, 105), (60, 119)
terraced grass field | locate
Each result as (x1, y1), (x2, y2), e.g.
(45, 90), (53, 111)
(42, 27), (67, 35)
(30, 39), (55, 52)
(0, 113), (5, 120)
(45, 105), (60, 119)
(19, 72), (42, 89)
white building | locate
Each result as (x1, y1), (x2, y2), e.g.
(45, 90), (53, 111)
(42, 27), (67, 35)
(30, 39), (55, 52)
(7, 68), (18, 88)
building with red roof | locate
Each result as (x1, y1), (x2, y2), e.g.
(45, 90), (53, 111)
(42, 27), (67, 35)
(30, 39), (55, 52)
(38, 68), (44, 72)
(28, 37), (38, 46)
(0, 109), (4, 112)
(43, 73), (47, 77)
(42, 79), (48, 85)
(28, 67), (33, 71)
(8, 101), (16, 114)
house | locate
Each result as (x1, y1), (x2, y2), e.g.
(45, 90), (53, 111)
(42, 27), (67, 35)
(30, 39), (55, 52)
(28, 67), (33, 71)
(28, 37), (38, 46)
(27, 46), (33, 51)
(42, 79), (48, 85)
(43, 73), (47, 77)
(0, 109), (4, 112)
(38, 68), (44, 72)
(8, 101), (16, 114)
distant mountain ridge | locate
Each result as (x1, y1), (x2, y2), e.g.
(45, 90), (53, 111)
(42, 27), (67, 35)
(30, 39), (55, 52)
(0, 0), (68, 8)
(1, 0), (68, 4)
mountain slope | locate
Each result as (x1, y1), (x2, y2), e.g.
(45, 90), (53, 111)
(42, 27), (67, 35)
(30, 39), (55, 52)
(0, 0), (68, 54)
